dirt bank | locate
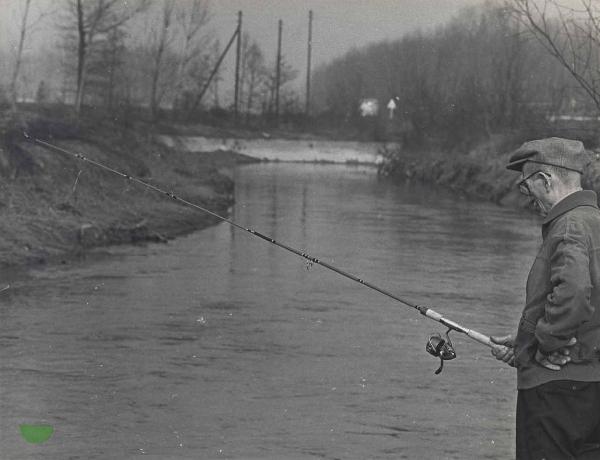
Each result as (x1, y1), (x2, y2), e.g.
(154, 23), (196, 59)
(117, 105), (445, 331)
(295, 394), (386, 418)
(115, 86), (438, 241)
(378, 135), (600, 209)
(0, 113), (258, 269)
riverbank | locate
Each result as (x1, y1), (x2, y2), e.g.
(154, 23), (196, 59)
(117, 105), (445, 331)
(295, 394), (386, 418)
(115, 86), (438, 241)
(378, 134), (600, 209)
(160, 135), (390, 164)
(0, 113), (257, 268)
(4, 110), (599, 270)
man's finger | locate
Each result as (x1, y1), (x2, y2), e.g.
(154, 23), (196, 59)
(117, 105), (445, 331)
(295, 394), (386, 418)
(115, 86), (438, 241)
(490, 335), (513, 346)
(498, 349), (514, 361)
(540, 358), (561, 371)
(540, 360), (560, 371)
(502, 354), (515, 364)
(535, 350), (562, 370)
(566, 337), (577, 347)
(491, 345), (515, 366)
(547, 353), (571, 365)
(492, 344), (511, 355)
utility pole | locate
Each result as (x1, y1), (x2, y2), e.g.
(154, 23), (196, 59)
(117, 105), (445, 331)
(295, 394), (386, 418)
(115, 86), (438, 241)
(305, 10), (313, 116)
(234, 10), (242, 123)
(187, 24), (240, 116)
(275, 19), (282, 124)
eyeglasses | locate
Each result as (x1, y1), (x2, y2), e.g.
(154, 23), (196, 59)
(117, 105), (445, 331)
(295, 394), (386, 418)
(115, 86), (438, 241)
(517, 170), (544, 196)
(516, 161), (583, 196)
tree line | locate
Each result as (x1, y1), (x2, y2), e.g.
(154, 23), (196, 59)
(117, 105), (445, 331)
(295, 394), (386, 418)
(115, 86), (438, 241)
(2, 0), (300, 121)
(5, 0), (600, 139)
(310, 0), (600, 147)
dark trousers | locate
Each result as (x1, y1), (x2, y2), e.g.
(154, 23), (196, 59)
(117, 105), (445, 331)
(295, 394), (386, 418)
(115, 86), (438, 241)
(517, 380), (600, 460)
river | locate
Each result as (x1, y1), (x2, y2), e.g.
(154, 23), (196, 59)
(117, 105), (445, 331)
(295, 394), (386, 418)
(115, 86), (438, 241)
(0, 162), (541, 459)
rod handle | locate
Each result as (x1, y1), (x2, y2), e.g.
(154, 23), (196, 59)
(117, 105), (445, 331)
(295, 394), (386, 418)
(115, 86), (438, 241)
(467, 329), (511, 357)
(467, 329), (494, 347)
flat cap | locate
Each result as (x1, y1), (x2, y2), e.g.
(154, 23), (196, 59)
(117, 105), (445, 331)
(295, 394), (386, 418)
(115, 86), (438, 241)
(506, 137), (586, 173)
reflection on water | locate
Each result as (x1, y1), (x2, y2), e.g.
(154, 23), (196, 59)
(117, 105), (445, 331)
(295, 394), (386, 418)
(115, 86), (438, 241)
(0, 163), (540, 459)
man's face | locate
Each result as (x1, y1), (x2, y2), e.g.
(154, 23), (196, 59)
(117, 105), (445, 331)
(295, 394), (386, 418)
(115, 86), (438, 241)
(519, 163), (552, 216)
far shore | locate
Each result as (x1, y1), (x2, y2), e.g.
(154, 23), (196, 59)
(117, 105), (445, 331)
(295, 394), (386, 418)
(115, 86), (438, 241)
(3, 110), (599, 272)
(159, 135), (392, 165)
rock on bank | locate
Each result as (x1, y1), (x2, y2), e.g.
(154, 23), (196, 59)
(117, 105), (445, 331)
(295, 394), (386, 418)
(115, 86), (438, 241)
(0, 115), (252, 268)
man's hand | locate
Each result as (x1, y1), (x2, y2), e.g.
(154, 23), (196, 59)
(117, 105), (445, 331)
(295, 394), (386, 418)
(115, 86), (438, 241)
(490, 334), (515, 367)
(535, 337), (577, 371)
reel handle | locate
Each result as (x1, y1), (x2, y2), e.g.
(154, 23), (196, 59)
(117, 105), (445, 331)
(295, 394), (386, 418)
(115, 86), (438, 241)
(420, 307), (511, 355)
(426, 328), (512, 374)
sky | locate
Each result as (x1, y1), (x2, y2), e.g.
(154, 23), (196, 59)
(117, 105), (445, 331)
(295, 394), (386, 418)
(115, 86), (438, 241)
(206, 0), (485, 92)
(0, 0), (485, 99)
(209, 0), (484, 67)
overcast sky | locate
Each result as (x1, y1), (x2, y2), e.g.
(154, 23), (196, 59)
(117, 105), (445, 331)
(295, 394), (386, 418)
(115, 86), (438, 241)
(210, 0), (484, 65)
(206, 0), (485, 92)
(0, 0), (485, 97)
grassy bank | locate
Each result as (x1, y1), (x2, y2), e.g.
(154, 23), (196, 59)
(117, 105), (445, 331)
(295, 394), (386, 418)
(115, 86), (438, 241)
(378, 134), (600, 209)
(0, 112), (257, 269)
(5, 109), (599, 271)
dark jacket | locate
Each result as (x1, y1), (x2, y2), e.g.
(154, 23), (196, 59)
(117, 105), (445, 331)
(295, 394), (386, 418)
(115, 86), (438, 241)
(515, 190), (600, 389)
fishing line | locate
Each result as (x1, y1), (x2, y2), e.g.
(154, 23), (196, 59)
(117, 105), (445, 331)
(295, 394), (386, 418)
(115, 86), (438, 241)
(24, 132), (507, 373)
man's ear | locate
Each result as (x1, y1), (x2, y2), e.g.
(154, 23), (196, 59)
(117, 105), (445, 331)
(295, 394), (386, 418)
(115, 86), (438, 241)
(540, 172), (552, 190)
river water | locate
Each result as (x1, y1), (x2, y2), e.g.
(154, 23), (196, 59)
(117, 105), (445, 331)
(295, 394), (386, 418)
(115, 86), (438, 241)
(0, 163), (540, 459)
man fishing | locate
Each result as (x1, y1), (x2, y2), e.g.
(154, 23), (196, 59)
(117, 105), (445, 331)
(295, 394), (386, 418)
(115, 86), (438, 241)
(491, 137), (600, 459)
(24, 131), (600, 457)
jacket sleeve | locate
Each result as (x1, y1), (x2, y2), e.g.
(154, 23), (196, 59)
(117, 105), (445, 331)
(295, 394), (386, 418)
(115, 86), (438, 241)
(535, 235), (593, 354)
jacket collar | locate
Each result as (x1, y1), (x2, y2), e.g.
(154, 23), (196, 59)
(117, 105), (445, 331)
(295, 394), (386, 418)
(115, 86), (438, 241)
(542, 190), (598, 226)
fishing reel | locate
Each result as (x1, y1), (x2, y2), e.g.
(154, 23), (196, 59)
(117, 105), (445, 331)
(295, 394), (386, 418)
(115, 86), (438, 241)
(426, 328), (457, 375)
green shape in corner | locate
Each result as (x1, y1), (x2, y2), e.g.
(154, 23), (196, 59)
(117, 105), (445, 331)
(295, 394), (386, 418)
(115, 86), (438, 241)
(19, 424), (54, 444)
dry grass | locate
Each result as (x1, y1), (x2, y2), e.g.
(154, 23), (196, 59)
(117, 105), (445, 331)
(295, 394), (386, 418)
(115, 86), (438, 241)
(0, 112), (246, 268)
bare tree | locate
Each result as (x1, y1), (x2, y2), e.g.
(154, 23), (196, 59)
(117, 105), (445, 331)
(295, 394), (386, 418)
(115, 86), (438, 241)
(147, 0), (212, 119)
(263, 57), (298, 115)
(237, 32), (251, 107)
(61, 0), (147, 114)
(208, 40), (223, 108)
(508, 0), (600, 111)
(309, 2), (540, 146)
(243, 41), (267, 118)
(9, 0), (32, 111)
(104, 27), (126, 108)
(173, 0), (212, 102)
(149, 0), (175, 119)
(9, 0), (54, 111)
(86, 26), (127, 108)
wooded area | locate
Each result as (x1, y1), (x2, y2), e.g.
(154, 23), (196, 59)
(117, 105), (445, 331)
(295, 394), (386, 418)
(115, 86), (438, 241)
(311, 0), (600, 147)
(0, 0), (301, 122)
(3, 0), (600, 146)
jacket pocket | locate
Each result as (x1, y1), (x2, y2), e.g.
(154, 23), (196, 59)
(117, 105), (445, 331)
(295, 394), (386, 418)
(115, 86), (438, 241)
(572, 325), (600, 363)
(536, 380), (594, 393)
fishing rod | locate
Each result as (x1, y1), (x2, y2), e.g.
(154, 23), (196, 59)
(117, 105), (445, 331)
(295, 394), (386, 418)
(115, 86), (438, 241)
(24, 132), (508, 374)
